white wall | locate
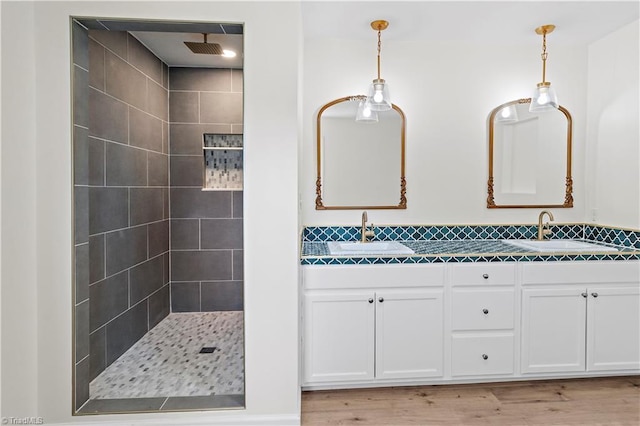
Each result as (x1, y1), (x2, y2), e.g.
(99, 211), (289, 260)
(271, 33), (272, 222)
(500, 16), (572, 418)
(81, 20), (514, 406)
(302, 38), (589, 226)
(2, 1), (301, 424)
(1, 1), (38, 417)
(586, 20), (640, 229)
(0, 1), (3, 417)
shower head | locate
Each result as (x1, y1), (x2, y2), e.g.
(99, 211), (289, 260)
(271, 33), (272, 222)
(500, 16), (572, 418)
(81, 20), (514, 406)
(184, 33), (223, 55)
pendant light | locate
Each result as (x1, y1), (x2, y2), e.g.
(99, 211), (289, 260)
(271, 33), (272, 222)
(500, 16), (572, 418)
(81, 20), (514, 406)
(355, 97), (378, 122)
(365, 20), (392, 112)
(530, 24), (559, 112)
(495, 104), (519, 123)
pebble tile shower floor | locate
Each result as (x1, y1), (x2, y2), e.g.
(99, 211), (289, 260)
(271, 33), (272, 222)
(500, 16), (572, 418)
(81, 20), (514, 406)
(90, 312), (244, 399)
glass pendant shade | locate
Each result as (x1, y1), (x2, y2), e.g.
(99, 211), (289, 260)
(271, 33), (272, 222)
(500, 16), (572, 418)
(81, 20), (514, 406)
(355, 99), (378, 122)
(496, 104), (519, 123)
(530, 82), (558, 112)
(367, 79), (392, 111)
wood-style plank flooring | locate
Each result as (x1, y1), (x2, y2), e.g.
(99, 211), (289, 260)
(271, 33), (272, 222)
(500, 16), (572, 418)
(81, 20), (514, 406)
(302, 376), (640, 425)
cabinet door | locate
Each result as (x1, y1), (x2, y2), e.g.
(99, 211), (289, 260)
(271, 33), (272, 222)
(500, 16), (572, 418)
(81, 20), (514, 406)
(587, 286), (640, 371)
(521, 288), (586, 374)
(375, 289), (444, 379)
(303, 291), (375, 384)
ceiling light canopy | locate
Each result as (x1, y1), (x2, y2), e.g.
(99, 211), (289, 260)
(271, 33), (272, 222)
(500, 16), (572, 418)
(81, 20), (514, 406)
(530, 24), (559, 112)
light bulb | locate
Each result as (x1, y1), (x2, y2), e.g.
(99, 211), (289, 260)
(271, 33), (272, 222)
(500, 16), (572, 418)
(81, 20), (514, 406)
(373, 90), (383, 103)
(500, 108), (511, 119)
(537, 90), (550, 105)
(362, 105), (372, 118)
(530, 83), (558, 112)
(222, 49), (236, 58)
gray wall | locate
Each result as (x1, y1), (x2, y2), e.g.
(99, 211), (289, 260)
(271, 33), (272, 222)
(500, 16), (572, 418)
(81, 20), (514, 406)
(72, 33), (243, 410)
(85, 30), (170, 387)
(169, 68), (244, 312)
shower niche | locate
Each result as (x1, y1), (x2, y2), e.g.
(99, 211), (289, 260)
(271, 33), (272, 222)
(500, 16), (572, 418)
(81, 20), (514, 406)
(204, 134), (244, 190)
(71, 17), (245, 415)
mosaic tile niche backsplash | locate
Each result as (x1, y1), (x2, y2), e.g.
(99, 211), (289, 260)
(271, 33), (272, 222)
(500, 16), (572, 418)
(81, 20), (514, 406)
(204, 134), (243, 190)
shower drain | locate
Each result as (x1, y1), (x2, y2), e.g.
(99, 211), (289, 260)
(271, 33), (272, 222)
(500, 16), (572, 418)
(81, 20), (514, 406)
(199, 346), (217, 354)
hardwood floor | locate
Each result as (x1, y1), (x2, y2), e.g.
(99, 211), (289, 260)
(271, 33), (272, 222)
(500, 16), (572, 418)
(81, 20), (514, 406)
(301, 376), (640, 425)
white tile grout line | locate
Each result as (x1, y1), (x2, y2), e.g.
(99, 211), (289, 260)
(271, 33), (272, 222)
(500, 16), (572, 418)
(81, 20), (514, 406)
(158, 397), (170, 410)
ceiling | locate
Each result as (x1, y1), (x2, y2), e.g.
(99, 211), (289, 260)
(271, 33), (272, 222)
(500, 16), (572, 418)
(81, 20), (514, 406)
(301, 1), (639, 46)
(79, 2), (638, 68)
(131, 31), (243, 68)
(76, 18), (244, 68)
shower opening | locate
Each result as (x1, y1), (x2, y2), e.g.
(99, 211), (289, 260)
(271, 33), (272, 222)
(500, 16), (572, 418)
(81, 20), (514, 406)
(71, 17), (245, 414)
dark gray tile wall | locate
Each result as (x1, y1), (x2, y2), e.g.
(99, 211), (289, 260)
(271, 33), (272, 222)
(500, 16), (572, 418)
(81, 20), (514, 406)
(169, 68), (243, 313)
(82, 30), (171, 385)
(73, 31), (243, 409)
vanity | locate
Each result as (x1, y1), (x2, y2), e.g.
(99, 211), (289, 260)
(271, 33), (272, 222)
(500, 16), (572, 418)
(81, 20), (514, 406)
(304, 95), (639, 390)
(299, 224), (640, 390)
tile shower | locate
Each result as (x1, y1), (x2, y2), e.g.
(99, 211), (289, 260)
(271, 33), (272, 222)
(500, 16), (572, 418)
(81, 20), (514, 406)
(73, 21), (244, 413)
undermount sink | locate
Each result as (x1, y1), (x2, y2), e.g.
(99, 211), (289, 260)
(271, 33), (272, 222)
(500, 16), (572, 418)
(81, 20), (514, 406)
(502, 239), (618, 252)
(327, 241), (414, 255)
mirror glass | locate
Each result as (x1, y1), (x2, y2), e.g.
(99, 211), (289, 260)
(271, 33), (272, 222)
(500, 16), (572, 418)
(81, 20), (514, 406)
(316, 96), (406, 209)
(487, 99), (573, 208)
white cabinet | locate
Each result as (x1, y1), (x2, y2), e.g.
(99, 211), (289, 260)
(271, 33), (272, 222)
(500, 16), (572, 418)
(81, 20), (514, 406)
(521, 288), (587, 373)
(450, 263), (516, 377)
(301, 260), (640, 388)
(451, 288), (515, 330)
(375, 289), (443, 379)
(451, 333), (514, 376)
(521, 261), (640, 374)
(587, 286), (640, 371)
(302, 265), (444, 385)
(303, 291), (375, 383)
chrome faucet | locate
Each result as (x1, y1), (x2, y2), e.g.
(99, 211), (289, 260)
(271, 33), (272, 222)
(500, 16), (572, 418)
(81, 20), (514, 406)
(361, 211), (375, 243)
(537, 210), (555, 240)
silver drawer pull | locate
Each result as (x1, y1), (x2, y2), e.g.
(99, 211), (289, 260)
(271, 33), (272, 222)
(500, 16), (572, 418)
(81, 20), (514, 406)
(591, 292), (599, 298)
(368, 298), (374, 304)
(482, 309), (489, 315)
(378, 297), (384, 303)
(581, 292), (588, 298)
(482, 354), (489, 360)
(482, 274), (489, 279)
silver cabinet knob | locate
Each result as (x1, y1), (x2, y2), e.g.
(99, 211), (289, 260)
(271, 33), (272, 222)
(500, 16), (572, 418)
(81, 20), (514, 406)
(378, 297), (384, 303)
(482, 354), (489, 360)
(581, 292), (588, 298)
(591, 292), (599, 298)
(482, 309), (489, 315)
(368, 298), (374, 304)
(482, 274), (489, 279)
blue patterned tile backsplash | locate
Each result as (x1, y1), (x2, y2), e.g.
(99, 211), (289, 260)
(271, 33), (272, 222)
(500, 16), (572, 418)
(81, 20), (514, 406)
(300, 224), (640, 265)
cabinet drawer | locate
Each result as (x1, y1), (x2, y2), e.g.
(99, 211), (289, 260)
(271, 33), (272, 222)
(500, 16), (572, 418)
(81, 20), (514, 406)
(452, 288), (514, 330)
(451, 334), (514, 376)
(522, 260), (640, 285)
(450, 263), (516, 286)
(304, 264), (445, 289)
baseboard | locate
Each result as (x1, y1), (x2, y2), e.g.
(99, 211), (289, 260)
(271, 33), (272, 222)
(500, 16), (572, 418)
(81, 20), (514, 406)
(50, 413), (300, 426)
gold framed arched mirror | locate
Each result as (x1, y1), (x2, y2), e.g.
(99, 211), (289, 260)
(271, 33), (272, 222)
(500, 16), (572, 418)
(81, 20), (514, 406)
(315, 96), (407, 210)
(487, 98), (573, 209)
